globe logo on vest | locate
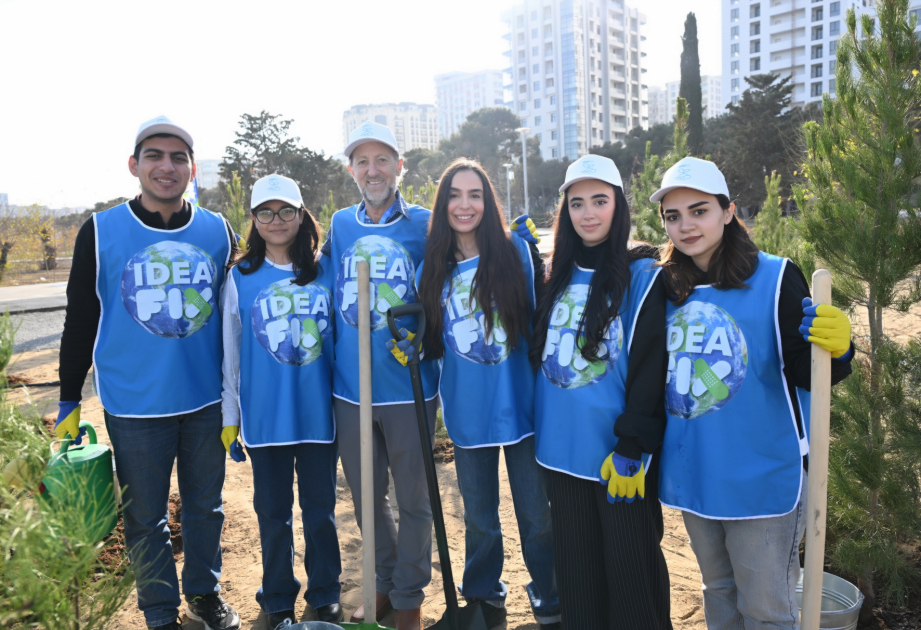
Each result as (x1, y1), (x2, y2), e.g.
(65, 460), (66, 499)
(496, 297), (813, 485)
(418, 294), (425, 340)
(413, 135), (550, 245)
(251, 279), (331, 366)
(541, 284), (623, 389)
(665, 300), (748, 419)
(120, 241), (217, 338)
(442, 268), (511, 365)
(337, 235), (416, 330)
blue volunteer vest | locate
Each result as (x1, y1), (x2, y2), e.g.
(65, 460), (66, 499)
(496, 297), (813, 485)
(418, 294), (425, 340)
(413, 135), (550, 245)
(94, 203), (229, 417)
(426, 233), (536, 448)
(535, 258), (661, 480)
(328, 204), (439, 404)
(659, 252), (810, 519)
(232, 260), (335, 447)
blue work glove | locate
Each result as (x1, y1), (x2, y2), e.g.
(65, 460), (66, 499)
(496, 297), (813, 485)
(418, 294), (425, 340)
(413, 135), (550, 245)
(221, 426), (246, 463)
(54, 401), (86, 446)
(800, 297), (852, 360)
(386, 328), (416, 366)
(509, 214), (541, 245)
(600, 452), (646, 503)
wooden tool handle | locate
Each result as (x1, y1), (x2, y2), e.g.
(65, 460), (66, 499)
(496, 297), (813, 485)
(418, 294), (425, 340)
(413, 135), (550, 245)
(357, 260), (376, 623)
(801, 268), (832, 630)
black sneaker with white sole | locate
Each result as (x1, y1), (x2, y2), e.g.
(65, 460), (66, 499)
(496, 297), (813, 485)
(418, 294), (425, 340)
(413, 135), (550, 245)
(266, 609), (296, 630)
(185, 593), (241, 630)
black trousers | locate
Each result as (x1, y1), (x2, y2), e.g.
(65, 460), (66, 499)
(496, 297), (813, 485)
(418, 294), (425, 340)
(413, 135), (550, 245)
(547, 462), (672, 630)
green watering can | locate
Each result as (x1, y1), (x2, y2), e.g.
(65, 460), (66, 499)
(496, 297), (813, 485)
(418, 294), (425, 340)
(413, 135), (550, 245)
(40, 420), (118, 544)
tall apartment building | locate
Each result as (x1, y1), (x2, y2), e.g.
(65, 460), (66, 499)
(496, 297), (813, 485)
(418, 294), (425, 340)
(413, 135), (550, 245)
(722, 0), (876, 110)
(0, 193), (8, 212)
(342, 103), (439, 153)
(435, 70), (507, 138)
(502, 0), (649, 161)
(195, 159), (221, 190)
(648, 76), (724, 126)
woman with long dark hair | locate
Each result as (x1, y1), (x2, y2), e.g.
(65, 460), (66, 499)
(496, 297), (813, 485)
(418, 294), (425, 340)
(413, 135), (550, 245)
(531, 154), (671, 629)
(654, 157), (854, 629)
(220, 174), (343, 629)
(415, 159), (560, 628)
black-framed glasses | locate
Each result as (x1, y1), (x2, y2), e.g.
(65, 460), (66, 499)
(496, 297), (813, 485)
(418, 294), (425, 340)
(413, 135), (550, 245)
(252, 206), (300, 224)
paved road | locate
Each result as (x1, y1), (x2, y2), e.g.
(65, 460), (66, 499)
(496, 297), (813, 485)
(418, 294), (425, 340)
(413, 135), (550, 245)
(12, 309), (65, 353)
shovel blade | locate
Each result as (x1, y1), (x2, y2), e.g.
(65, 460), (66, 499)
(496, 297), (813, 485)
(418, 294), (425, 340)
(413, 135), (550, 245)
(427, 602), (489, 630)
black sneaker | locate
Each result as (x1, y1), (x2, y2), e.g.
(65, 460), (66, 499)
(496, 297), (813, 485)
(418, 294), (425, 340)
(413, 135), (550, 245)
(185, 593), (241, 630)
(266, 609), (297, 630)
(466, 599), (507, 629)
(149, 620), (182, 630)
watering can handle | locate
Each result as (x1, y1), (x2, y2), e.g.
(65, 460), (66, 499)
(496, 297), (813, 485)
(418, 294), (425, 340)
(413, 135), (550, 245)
(55, 421), (98, 455)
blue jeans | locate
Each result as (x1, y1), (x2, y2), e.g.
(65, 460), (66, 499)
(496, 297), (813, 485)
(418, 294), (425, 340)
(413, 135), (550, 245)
(104, 403), (226, 628)
(453, 436), (560, 624)
(682, 477), (807, 630)
(247, 441), (342, 613)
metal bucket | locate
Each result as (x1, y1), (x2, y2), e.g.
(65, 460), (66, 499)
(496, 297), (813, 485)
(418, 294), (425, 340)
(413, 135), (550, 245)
(796, 569), (864, 630)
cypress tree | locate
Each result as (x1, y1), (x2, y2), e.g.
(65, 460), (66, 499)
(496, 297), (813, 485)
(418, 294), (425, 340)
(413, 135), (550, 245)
(679, 12), (703, 154)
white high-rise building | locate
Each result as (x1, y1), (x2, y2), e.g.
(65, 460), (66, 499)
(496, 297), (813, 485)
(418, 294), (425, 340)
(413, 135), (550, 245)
(648, 76), (724, 126)
(435, 70), (507, 138)
(195, 159), (221, 190)
(342, 103), (439, 154)
(0, 193), (8, 212)
(722, 0), (876, 109)
(502, 0), (649, 161)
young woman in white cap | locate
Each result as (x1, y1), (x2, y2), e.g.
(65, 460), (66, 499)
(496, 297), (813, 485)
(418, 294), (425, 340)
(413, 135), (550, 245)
(220, 174), (343, 629)
(531, 154), (672, 628)
(409, 158), (560, 629)
(653, 157), (854, 629)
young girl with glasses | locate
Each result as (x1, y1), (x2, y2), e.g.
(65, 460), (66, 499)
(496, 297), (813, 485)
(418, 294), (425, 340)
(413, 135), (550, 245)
(654, 157), (853, 629)
(220, 174), (343, 629)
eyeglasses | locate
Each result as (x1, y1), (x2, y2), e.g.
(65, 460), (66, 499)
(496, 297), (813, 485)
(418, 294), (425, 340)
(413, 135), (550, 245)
(252, 206), (300, 224)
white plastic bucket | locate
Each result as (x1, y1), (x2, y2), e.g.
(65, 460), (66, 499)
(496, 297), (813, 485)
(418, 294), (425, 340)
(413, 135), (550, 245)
(796, 569), (864, 630)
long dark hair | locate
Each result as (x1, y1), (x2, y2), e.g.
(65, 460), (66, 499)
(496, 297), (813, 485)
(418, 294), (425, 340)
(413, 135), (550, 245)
(530, 183), (636, 368)
(419, 159), (530, 358)
(232, 207), (323, 286)
(658, 194), (760, 305)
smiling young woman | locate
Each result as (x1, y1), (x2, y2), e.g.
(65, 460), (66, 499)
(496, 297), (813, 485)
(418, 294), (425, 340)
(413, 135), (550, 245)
(530, 154), (672, 629)
(654, 157), (855, 629)
(415, 159), (560, 628)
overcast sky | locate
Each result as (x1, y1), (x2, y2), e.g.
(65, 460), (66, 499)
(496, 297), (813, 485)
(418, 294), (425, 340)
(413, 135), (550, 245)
(0, 0), (720, 208)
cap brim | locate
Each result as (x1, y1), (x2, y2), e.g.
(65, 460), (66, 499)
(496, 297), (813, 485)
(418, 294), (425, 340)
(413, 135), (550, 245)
(559, 175), (623, 194)
(650, 184), (728, 204)
(251, 194), (303, 210)
(136, 123), (194, 151)
(344, 137), (400, 160)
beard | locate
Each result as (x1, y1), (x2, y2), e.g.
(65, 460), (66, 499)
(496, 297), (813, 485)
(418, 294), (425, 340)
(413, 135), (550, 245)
(359, 181), (397, 209)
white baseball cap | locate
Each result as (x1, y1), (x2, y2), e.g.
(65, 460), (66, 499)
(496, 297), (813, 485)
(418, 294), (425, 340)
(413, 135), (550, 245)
(344, 120), (400, 159)
(135, 115), (194, 152)
(650, 157), (730, 203)
(251, 174), (304, 210)
(559, 154), (623, 193)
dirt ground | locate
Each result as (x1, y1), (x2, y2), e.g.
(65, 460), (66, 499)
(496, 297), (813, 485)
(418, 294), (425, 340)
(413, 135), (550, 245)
(7, 349), (706, 630)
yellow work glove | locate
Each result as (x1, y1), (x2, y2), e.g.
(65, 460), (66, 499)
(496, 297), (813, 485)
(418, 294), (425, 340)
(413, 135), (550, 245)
(221, 426), (246, 462)
(800, 298), (852, 359)
(600, 452), (646, 503)
(509, 214), (541, 245)
(386, 328), (416, 366)
(54, 401), (85, 444)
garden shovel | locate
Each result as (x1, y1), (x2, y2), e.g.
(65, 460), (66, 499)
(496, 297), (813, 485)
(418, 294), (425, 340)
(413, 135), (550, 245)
(387, 304), (487, 630)
(340, 260), (396, 630)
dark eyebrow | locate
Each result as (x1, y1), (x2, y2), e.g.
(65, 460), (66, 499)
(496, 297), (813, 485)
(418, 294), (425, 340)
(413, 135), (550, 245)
(591, 193), (610, 200)
(688, 201), (710, 209)
(143, 148), (163, 154)
(662, 207), (679, 214)
(450, 187), (483, 193)
(169, 151), (189, 158)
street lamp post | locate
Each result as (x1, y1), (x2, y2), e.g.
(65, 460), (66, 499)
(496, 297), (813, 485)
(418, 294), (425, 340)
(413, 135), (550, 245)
(515, 127), (531, 217)
(503, 163), (514, 223)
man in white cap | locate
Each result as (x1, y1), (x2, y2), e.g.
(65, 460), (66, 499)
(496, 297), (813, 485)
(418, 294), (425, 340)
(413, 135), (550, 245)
(321, 121), (440, 630)
(57, 116), (240, 630)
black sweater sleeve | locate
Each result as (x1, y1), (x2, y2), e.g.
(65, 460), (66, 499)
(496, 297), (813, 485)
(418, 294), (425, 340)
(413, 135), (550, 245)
(779, 262), (853, 392)
(613, 272), (668, 460)
(59, 218), (100, 401)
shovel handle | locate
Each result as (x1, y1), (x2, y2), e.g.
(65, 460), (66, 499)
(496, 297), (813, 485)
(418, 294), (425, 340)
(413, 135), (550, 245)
(386, 303), (425, 364)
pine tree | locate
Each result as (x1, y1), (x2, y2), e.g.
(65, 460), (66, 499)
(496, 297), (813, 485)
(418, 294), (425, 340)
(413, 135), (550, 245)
(631, 98), (690, 244)
(794, 0), (921, 615)
(679, 13), (703, 154)
(224, 171), (248, 242)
